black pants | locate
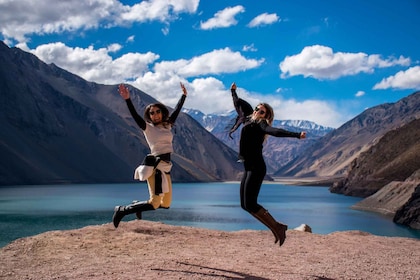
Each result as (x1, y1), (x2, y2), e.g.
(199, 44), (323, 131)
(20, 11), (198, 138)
(240, 160), (266, 213)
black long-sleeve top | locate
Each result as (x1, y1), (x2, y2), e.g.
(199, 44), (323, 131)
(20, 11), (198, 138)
(239, 119), (301, 163)
(230, 88), (301, 162)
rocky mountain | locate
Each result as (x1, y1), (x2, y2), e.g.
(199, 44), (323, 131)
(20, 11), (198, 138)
(393, 170), (420, 229)
(351, 169), (420, 229)
(183, 108), (333, 173)
(331, 118), (420, 197)
(0, 41), (243, 186)
(274, 91), (420, 178)
(339, 118), (420, 229)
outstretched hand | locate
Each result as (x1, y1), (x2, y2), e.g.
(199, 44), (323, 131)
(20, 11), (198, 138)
(180, 82), (188, 96)
(231, 82), (237, 91)
(300, 132), (307, 139)
(118, 84), (130, 100)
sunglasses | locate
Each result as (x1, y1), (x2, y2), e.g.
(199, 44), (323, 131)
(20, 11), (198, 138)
(254, 107), (266, 115)
(149, 109), (161, 116)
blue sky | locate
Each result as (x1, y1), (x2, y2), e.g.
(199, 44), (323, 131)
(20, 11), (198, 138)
(1, 0), (419, 128)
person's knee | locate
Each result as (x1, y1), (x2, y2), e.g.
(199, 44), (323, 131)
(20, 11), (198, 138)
(148, 198), (161, 209)
(241, 201), (257, 213)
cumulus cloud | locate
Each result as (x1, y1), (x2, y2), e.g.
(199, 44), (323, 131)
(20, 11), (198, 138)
(28, 42), (268, 121)
(169, 48), (264, 77)
(29, 41), (344, 127)
(119, 0), (193, 23)
(220, 90), (346, 128)
(0, 0), (199, 42)
(200, 5), (245, 30)
(274, 98), (345, 128)
(31, 42), (160, 84)
(280, 45), (411, 80)
(373, 66), (420, 90)
(131, 49), (264, 111)
(247, 13), (279, 28)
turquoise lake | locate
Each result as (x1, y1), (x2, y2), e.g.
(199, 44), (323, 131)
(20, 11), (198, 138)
(1, 182), (419, 248)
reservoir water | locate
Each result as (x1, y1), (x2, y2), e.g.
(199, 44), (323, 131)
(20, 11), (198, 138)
(1, 182), (419, 248)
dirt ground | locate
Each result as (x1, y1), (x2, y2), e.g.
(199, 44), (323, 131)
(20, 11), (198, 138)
(1, 220), (419, 280)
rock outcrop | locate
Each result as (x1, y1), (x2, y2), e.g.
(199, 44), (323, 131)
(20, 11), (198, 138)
(351, 170), (419, 218)
(330, 118), (420, 197)
(394, 170), (420, 229)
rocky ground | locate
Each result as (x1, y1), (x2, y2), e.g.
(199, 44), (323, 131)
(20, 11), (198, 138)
(1, 220), (419, 280)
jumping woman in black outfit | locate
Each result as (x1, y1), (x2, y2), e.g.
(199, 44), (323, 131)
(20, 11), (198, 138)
(229, 82), (306, 247)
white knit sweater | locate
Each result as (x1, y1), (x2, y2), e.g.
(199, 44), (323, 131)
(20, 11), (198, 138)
(143, 122), (173, 156)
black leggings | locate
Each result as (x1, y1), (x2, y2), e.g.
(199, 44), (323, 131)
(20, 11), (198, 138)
(240, 160), (266, 213)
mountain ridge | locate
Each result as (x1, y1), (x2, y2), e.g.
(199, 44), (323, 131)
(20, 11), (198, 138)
(274, 91), (420, 178)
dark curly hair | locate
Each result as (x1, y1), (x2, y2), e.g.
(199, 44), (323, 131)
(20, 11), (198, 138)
(143, 103), (171, 127)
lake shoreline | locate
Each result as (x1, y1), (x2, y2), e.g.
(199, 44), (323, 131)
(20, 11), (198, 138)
(271, 176), (343, 186)
(223, 175), (343, 186)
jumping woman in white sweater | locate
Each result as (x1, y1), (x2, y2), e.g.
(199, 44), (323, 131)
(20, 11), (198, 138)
(112, 83), (187, 228)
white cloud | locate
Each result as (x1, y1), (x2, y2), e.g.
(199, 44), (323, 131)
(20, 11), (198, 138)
(280, 45), (411, 80)
(27, 41), (344, 127)
(373, 66), (420, 90)
(355, 91), (365, 97)
(172, 48), (265, 77)
(200, 5), (245, 30)
(107, 43), (122, 53)
(118, 0), (198, 24)
(247, 13), (279, 28)
(242, 44), (257, 52)
(31, 42), (160, 84)
(274, 98), (345, 128)
(28, 42), (266, 117)
(29, 43), (263, 84)
(0, 0), (199, 42)
(217, 90), (346, 128)
(0, 0), (120, 42)
(131, 49), (265, 110)
(126, 35), (135, 43)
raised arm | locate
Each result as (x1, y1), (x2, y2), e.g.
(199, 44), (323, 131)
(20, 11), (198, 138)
(229, 83), (254, 138)
(118, 84), (146, 130)
(231, 82), (240, 111)
(168, 82), (187, 123)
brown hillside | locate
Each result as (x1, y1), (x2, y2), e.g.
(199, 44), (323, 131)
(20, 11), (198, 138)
(331, 118), (420, 197)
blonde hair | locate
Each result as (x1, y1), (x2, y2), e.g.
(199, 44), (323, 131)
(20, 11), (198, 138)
(254, 103), (274, 142)
(259, 103), (274, 126)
